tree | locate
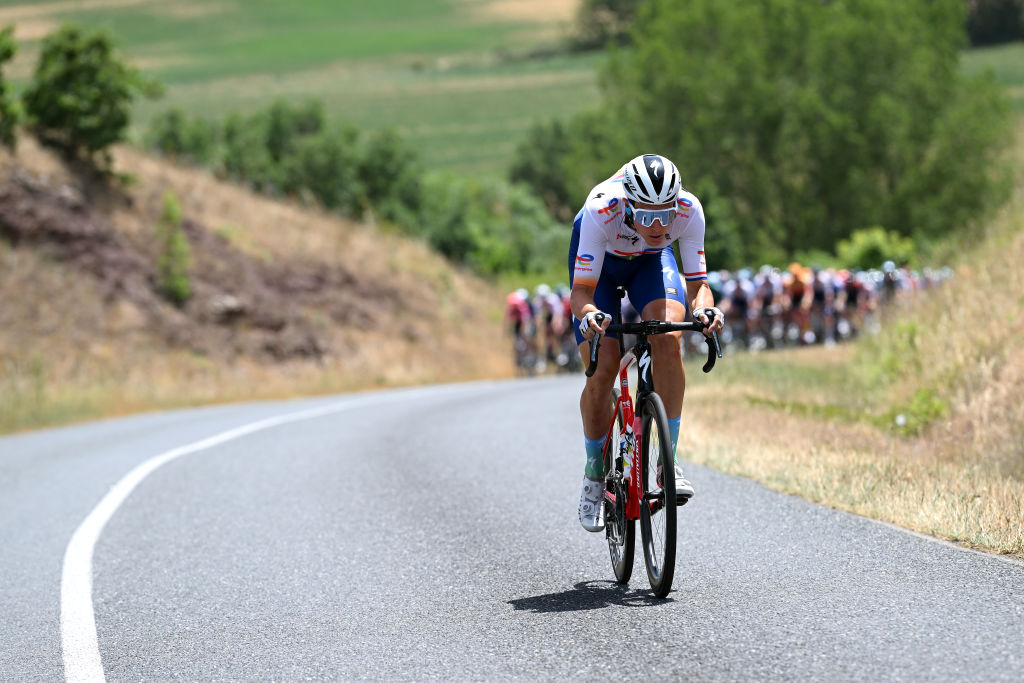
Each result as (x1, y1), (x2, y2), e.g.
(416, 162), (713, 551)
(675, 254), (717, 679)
(279, 125), (363, 214)
(509, 120), (575, 221)
(418, 174), (564, 274)
(966, 0), (1024, 45)
(0, 26), (18, 148)
(550, 0), (1012, 268)
(358, 128), (423, 225)
(22, 25), (162, 168)
(145, 108), (218, 164)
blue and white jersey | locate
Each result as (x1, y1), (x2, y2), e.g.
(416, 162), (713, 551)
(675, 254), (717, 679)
(572, 167), (708, 289)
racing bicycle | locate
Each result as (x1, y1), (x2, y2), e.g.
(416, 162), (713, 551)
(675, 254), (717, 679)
(586, 291), (721, 598)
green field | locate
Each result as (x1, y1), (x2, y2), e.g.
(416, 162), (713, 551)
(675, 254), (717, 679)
(1, 0), (599, 177)
(960, 40), (1024, 112)
(4, 2), (1022, 178)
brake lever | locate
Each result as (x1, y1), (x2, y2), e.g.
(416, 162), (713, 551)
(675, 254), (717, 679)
(585, 313), (607, 378)
(702, 330), (722, 373)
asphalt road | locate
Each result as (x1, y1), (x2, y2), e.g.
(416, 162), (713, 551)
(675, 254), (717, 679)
(2, 376), (1023, 682)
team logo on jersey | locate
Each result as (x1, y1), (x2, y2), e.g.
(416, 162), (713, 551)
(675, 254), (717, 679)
(598, 197), (621, 223)
(597, 197), (620, 215)
(677, 198), (693, 208)
(576, 253), (594, 266)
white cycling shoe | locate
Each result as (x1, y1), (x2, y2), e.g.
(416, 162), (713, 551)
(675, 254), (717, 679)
(578, 477), (605, 532)
(658, 463), (696, 503)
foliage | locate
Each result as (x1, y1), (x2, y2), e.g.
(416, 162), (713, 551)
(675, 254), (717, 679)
(508, 120), (575, 221)
(0, 26), (18, 148)
(22, 25), (162, 167)
(155, 191), (192, 304)
(358, 128), (424, 226)
(265, 99), (325, 164)
(418, 174), (564, 275)
(574, 0), (643, 49)
(966, 0), (1024, 45)
(514, 0), (1014, 271)
(145, 108), (218, 164)
(836, 227), (917, 271)
(145, 99), (554, 276)
(278, 125), (363, 214)
(220, 111), (275, 190)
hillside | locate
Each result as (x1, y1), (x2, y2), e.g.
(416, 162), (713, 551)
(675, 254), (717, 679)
(678, 123), (1024, 556)
(0, 138), (512, 433)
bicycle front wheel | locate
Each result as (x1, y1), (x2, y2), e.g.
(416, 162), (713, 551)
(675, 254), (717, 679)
(638, 392), (676, 598)
(605, 387), (635, 583)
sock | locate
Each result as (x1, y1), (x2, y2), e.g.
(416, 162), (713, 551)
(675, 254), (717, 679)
(668, 416), (681, 464)
(584, 435), (607, 480)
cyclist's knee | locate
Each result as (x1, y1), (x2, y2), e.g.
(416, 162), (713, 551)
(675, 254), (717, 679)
(585, 362), (617, 389)
(650, 332), (682, 360)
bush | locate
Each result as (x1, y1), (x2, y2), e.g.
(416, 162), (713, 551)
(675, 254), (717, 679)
(418, 174), (564, 275)
(358, 128), (423, 224)
(265, 98), (324, 164)
(22, 25), (162, 167)
(278, 125), (363, 213)
(155, 192), (192, 304)
(836, 226), (917, 270)
(0, 26), (18, 149)
(145, 108), (218, 164)
(220, 111), (275, 190)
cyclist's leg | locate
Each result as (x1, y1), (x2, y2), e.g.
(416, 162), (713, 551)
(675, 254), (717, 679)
(625, 249), (688, 421)
(573, 272), (623, 459)
(625, 250), (694, 499)
(569, 220), (625, 447)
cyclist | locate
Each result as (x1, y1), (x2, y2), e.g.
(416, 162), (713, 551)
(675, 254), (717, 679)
(569, 153), (724, 532)
(505, 289), (535, 373)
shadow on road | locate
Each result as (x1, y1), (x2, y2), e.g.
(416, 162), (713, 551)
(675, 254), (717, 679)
(508, 580), (672, 613)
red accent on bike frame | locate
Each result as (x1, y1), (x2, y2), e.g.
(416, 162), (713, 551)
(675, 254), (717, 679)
(611, 353), (644, 521)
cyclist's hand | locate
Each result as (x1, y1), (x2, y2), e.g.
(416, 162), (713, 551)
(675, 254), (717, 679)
(691, 306), (725, 337)
(578, 311), (610, 342)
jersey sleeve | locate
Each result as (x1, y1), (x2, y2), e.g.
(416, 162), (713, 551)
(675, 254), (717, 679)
(676, 194), (708, 282)
(572, 203), (608, 288)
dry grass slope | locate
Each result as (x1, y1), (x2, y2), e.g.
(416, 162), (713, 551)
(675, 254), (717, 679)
(0, 138), (513, 433)
(680, 130), (1024, 558)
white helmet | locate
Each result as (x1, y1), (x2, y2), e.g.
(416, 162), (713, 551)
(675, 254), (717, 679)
(622, 154), (681, 204)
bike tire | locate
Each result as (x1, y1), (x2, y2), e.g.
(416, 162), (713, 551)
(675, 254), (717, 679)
(605, 387), (635, 584)
(638, 392), (676, 598)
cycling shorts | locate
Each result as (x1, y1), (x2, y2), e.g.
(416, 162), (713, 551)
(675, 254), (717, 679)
(568, 215), (686, 345)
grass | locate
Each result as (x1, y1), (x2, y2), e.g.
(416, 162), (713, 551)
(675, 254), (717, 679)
(677, 123), (1024, 557)
(1, 0), (596, 177)
(0, 137), (515, 434)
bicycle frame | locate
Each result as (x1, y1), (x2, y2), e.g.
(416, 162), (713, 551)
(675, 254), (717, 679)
(602, 336), (657, 522)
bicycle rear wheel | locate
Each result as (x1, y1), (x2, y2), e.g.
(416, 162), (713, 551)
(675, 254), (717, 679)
(605, 387), (635, 583)
(638, 392), (676, 598)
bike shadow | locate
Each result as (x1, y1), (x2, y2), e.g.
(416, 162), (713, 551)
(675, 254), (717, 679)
(508, 580), (673, 613)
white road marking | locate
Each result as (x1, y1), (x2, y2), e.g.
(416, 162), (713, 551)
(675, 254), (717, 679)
(59, 390), (439, 682)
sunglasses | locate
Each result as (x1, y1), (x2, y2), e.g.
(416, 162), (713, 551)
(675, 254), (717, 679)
(628, 204), (677, 227)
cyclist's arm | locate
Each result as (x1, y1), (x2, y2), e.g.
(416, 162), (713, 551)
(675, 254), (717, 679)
(686, 280), (716, 316)
(570, 283), (599, 322)
(571, 205), (613, 340)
